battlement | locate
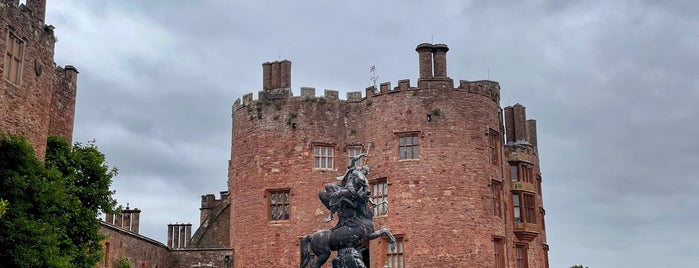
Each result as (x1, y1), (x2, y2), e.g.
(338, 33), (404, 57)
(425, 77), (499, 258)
(1, 0), (47, 24)
(232, 44), (503, 112)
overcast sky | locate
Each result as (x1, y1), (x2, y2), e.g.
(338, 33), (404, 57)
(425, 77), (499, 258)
(42, 0), (699, 267)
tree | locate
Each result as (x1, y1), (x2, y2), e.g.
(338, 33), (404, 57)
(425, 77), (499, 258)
(0, 135), (119, 268)
(571, 265), (589, 268)
(0, 199), (7, 218)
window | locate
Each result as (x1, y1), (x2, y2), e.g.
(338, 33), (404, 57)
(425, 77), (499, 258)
(268, 190), (290, 221)
(348, 146), (362, 168)
(398, 133), (419, 160)
(371, 178), (388, 216)
(510, 162), (534, 183)
(493, 237), (505, 268)
(491, 180), (503, 217)
(4, 31), (24, 85)
(488, 129), (500, 166)
(536, 175), (542, 194)
(386, 236), (404, 268)
(513, 192), (536, 224)
(313, 146), (334, 169)
(515, 244), (529, 268)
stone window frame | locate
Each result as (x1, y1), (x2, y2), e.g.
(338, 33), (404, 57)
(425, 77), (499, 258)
(345, 144), (364, 169)
(492, 236), (505, 268)
(266, 188), (291, 222)
(515, 243), (529, 268)
(395, 131), (420, 160)
(488, 128), (501, 166)
(491, 179), (503, 217)
(512, 192), (537, 224)
(311, 142), (336, 170)
(4, 29), (25, 86)
(386, 234), (405, 268)
(510, 162), (534, 183)
(370, 177), (389, 216)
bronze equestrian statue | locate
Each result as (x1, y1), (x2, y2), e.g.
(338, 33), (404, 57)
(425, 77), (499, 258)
(300, 153), (396, 268)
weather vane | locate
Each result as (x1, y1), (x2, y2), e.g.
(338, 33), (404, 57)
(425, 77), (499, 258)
(369, 65), (378, 88)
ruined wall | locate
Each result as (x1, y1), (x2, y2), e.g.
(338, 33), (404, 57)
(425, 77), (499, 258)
(228, 44), (548, 267)
(0, 0), (76, 159)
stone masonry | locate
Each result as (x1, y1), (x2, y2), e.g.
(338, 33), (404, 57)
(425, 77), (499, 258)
(0, 0), (78, 159)
(228, 44), (549, 267)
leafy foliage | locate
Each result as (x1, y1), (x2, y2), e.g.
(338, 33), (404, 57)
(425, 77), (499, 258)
(0, 135), (119, 268)
(116, 256), (131, 268)
(571, 265), (590, 268)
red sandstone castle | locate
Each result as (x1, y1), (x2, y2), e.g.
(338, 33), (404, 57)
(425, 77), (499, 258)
(3, 1), (549, 267)
(1, 0), (78, 160)
(228, 44), (549, 267)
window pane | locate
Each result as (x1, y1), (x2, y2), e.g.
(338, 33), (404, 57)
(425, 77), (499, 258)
(413, 146), (419, 159)
(327, 158), (332, 168)
(412, 136), (418, 145)
(399, 137), (405, 146)
(513, 194), (520, 206)
(314, 147), (319, 155)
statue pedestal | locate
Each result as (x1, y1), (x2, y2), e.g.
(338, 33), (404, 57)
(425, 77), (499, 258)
(331, 248), (365, 268)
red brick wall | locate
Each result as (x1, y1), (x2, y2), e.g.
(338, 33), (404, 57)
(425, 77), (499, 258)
(229, 67), (547, 267)
(99, 223), (171, 268)
(0, 1), (75, 159)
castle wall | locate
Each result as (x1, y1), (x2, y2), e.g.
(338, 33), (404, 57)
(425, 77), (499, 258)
(229, 44), (548, 267)
(0, 0), (76, 159)
(99, 223), (171, 268)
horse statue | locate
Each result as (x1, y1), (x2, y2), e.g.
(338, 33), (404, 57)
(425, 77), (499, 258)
(300, 154), (396, 268)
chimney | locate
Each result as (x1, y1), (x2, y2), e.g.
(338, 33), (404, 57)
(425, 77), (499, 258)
(513, 104), (528, 143)
(504, 106), (515, 144)
(270, 61), (281, 89)
(129, 208), (141, 234)
(262, 62), (272, 90)
(200, 194), (216, 224)
(26, 0), (46, 22)
(432, 44), (449, 78)
(280, 60), (291, 88)
(527, 119), (538, 150)
(416, 43), (434, 79)
(167, 224), (173, 248)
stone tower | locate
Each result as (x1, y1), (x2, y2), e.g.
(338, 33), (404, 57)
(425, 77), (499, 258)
(228, 44), (549, 267)
(0, 0), (78, 159)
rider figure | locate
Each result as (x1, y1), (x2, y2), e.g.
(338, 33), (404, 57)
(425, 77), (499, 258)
(322, 153), (370, 223)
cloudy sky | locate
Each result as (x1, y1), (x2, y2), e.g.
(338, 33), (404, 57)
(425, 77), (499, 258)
(42, 0), (698, 267)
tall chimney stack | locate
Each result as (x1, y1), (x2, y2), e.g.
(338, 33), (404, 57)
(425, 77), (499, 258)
(432, 44), (449, 78)
(416, 43), (434, 79)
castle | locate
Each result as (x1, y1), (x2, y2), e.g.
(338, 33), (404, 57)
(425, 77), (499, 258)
(0, 0), (78, 160)
(3, 1), (550, 267)
(227, 43), (549, 267)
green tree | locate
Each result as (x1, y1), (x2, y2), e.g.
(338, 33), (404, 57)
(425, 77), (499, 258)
(0, 135), (119, 268)
(0, 199), (7, 218)
(571, 265), (589, 268)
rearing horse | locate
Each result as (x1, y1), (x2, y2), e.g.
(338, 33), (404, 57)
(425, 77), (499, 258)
(299, 193), (396, 268)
